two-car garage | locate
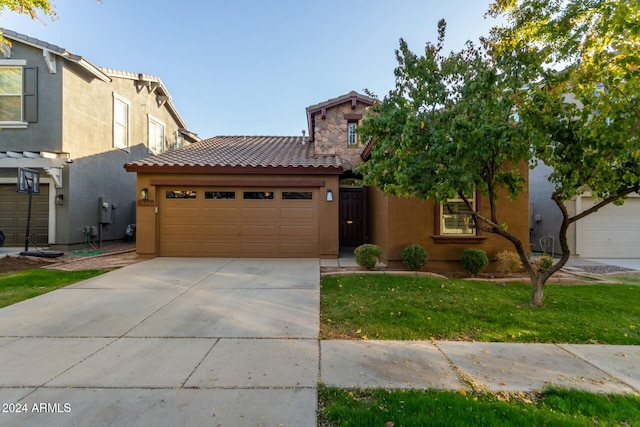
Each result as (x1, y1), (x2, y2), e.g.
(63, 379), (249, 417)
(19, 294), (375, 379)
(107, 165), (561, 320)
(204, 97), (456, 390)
(158, 186), (319, 257)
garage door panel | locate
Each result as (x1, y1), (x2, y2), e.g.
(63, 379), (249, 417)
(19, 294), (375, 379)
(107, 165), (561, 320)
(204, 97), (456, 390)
(280, 225), (316, 237)
(241, 225), (277, 237)
(201, 224), (239, 236)
(201, 207), (239, 218)
(241, 207), (277, 218)
(279, 243), (316, 256)
(0, 184), (49, 245)
(279, 207), (315, 219)
(158, 187), (319, 257)
(578, 196), (640, 258)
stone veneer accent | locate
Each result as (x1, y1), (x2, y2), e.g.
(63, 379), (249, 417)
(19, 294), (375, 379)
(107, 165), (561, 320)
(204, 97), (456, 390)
(312, 102), (370, 171)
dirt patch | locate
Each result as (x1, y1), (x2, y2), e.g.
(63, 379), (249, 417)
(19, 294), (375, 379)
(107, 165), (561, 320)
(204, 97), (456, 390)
(0, 242), (140, 273)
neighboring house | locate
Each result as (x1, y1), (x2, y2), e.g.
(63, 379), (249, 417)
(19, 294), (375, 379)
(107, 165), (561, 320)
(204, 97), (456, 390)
(0, 29), (198, 250)
(125, 91), (530, 271)
(530, 163), (640, 258)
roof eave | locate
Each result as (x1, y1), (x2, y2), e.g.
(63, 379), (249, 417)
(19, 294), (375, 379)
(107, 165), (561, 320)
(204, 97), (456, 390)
(124, 164), (343, 175)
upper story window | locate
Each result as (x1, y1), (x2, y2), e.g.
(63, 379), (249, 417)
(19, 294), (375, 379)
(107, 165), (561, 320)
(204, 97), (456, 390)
(113, 93), (130, 150)
(148, 115), (165, 154)
(0, 61), (37, 127)
(347, 121), (358, 146)
(441, 193), (475, 235)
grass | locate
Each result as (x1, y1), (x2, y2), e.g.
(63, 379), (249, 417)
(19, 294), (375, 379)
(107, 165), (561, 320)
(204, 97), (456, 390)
(320, 274), (640, 344)
(318, 385), (640, 427)
(0, 269), (107, 308)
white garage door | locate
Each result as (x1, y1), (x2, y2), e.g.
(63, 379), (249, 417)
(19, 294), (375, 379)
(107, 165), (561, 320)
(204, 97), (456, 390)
(576, 195), (640, 258)
(158, 187), (319, 257)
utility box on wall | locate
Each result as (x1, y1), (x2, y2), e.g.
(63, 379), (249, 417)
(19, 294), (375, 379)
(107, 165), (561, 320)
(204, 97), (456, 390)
(98, 196), (112, 224)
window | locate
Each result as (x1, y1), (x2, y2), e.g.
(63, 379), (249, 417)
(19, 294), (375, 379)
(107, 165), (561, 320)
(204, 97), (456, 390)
(148, 115), (165, 153)
(441, 195), (475, 235)
(347, 121), (358, 146)
(282, 191), (313, 200)
(243, 191), (274, 200)
(113, 93), (130, 149)
(205, 191), (235, 199)
(0, 67), (21, 122)
(0, 62), (36, 126)
(165, 190), (197, 199)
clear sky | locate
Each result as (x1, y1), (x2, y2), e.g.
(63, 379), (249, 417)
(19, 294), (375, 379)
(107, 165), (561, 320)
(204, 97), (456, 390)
(1, 0), (501, 139)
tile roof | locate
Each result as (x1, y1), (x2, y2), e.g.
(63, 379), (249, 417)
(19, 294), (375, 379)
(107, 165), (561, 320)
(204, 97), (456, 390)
(124, 136), (343, 173)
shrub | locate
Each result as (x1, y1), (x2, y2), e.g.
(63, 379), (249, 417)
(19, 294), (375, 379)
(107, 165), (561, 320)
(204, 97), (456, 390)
(534, 255), (554, 273)
(354, 244), (382, 270)
(496, 250), (523, 275)
(401, 244), (429, 271)
(460, 248), (489, 275)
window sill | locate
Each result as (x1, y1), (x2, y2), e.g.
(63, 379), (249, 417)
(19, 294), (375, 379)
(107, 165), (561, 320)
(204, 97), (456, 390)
(432, 235), (487, 244)
(0, 122), (28, 129)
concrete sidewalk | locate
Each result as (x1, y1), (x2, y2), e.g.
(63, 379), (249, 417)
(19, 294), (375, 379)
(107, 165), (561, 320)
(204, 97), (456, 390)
(0, 258), (638, 426)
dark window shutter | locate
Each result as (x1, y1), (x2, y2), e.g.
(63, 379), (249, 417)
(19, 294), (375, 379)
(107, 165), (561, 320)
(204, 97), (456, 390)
(23, 67), (38, 123)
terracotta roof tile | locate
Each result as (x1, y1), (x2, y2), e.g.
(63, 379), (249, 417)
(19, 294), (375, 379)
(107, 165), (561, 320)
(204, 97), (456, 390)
(124, 136), (343, 172)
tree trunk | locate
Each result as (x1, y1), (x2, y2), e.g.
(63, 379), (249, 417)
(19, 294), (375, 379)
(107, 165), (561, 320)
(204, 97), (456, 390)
(530, 276), (545, 307)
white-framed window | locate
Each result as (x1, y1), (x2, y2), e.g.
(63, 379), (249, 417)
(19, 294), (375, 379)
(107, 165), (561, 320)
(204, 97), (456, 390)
(148, 115), (165, 153)
(0, 60), (36, 127)
(441, 194), (475, 235)
(347, 121), (358, 146)
(113, 93), (130, 150)
(0, 66), (22, 122)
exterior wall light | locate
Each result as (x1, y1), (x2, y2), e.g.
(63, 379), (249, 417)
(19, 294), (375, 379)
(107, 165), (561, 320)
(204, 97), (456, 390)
(55, 194), (64, 205)
(139, 188), (149, 200)
(326, 189), (333, 202)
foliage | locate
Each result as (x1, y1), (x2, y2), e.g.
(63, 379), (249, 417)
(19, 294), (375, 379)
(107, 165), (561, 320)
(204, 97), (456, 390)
(320, 274), (640, 344)
(353, 244), (382, 270)
(460, 248), (489, 275)
(496, 250), (523, 274)
(0, 269), (106, 308)
(318, 385), (640, 427)
(533, 255), (554, 274)
(487, 0), (640, 305)
(0, 1), (57, 52)
(400, 244), (428, 271)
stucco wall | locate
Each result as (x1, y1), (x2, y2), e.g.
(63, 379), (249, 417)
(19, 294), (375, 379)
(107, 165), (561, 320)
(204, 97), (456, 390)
(1, 42), (63, 151)
(368, 164), (531, 272)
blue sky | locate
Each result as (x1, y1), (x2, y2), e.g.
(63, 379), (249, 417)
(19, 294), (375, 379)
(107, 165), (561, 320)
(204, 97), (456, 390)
(2, 0), (501, 138)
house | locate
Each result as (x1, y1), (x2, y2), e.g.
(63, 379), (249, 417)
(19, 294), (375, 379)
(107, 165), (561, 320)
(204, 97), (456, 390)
(530, 163), (640, 258)
(125, 91), (530, 270)
(0, 29), (198, 250)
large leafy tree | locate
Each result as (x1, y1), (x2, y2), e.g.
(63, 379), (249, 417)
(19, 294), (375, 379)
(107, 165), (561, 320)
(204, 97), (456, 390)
(489, 0), (640, 304)
(357, 21), (548, 305)
(0, 1), (57, 50)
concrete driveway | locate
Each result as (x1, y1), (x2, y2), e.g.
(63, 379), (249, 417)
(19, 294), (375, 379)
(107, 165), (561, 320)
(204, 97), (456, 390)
(0, 258), (320, 426)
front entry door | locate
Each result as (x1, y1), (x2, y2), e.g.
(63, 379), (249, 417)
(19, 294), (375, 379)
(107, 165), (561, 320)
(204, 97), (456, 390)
(339, 187), (365, 247)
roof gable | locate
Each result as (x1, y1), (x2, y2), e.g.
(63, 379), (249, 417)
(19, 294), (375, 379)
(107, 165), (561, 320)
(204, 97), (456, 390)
(305, 91), (376, 142)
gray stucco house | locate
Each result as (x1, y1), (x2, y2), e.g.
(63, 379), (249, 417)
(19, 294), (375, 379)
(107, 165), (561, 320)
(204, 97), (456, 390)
(0, 29), (198, 249)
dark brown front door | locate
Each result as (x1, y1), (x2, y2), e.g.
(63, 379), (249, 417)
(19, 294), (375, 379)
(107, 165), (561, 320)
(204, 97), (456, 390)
(339, 187), (365, 247)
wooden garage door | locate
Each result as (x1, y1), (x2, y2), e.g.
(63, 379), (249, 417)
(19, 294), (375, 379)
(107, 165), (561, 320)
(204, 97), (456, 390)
(0, 184), (49, 246)
(158, 187), (319, 257)
(576, 195), (640, 258)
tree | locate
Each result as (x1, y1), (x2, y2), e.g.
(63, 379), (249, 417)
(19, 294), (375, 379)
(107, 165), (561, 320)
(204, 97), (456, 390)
(357, 20), (549, 305)
(489, 0), (640, 304)
(0, 0), (57, 50)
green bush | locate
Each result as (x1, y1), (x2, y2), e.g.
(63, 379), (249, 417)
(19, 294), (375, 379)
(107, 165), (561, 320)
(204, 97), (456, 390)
(401, 244), (429, 271)
(534, 255), (554, 273)
(354, 244), (382, 270)
(460, 248), (489, 275)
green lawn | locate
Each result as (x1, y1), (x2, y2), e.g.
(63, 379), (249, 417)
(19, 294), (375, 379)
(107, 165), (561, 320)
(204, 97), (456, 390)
(320, 274), (640, 344)
(0, 269), (107, 308)
(318, 385), (640, 427)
